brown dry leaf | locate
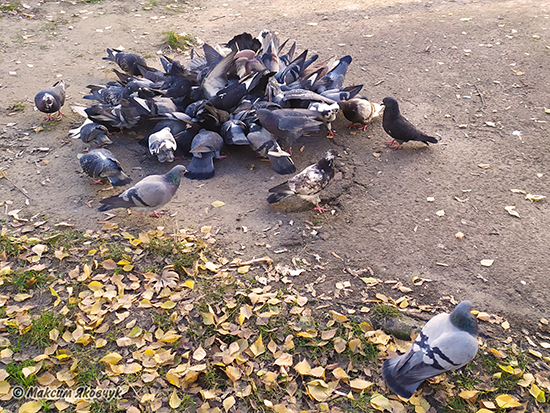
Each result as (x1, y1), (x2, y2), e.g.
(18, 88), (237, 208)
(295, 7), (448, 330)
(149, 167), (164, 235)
(370, 394), (392, 410)
(332, 367), (349, 380)
(330, 310), (349, 323)
(306, 379), (332, 402)
(99, 352), (122, 365)
(321, 329), (337, 340)
(274, 352), (293, 367)
(333, 337), (347, 354)
(193, 346), (207, 361)
(223, 396), (236, 412)
(350, 378), (373, 391)
(102, 259), (117, 270)
(225, 366), (241, 382)
(488, 348), (507, 359)
(294, 359), (312, 375)
(458, 390), (479, 401)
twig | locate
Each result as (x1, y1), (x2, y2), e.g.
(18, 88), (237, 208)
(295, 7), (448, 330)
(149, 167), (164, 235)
(0, 170), (30, 199)
(473, 84), (484, 110)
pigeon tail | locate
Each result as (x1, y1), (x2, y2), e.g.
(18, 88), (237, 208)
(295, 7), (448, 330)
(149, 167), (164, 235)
(108, 172), (132, 187)
(185, 152), (216, 180)
(267, 152), (296, 175)
(382, 357), (422, 399)
(419, 134), (438, 145)
(98, 195), (131, 212)
(267, 182), (293, 203)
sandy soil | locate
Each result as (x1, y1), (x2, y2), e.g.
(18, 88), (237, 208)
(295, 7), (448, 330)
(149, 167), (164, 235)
(1, 0), (549, 340)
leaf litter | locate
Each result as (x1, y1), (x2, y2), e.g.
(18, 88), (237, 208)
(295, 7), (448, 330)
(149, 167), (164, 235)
(0, 225), (549, 412)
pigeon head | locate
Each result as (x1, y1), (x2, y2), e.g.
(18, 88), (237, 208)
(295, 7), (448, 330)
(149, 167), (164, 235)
(40, 93), (55, 111)
(449, 301), (478, 336)
(382, 97), (400, 117)
(309, 102), (340, 122)
(165, 165), (187, 187)
(324, 149), (339, 161)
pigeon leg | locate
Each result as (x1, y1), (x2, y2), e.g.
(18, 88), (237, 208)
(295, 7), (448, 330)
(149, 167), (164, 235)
(327, 129), (336, 137)
(56, 110), (64, 119)
(44, 114), (53, 121)
(347, 123), (356, 129)
(90, 179), (104, 185)
(151, 210), (165, 218)
(314, 204), (329, 213)
(358, 124), (368, 131)
(385, 139), (402, 149)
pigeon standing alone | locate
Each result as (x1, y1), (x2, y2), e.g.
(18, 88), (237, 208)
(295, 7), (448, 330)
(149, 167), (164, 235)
(382, 301), (478, 399)
(35, 80), (66, 121)
(78, 148), (132, 186)
(267, 149), (339, 213)
(98, 165), (187, 217)
(381, 97), (439, 149)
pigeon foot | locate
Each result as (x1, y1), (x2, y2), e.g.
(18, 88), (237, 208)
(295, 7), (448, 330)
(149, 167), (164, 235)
(314, 204), (329, 214)
(91, 179), (104, 185)
(347, 123), (356, 129)
(151, 210), (165, 218)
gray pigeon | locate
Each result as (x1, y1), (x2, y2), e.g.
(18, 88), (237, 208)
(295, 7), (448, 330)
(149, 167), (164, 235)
(257, 108), (325, 151)
(246, 124), (296, 175)
(35, 79), (66, 121)
(382, 300), (478, 399)
(98, 165), (187, 217)
(339, 97), (383, 130)
(69, 118), (112, 148)
(78, 149), (132, 187)
(267, 149), (338, 212)
(382, 97), (439, 149)
(185, 129), (224, 180)
(148, 127), (177, 163)
(103, 48), (147, 77)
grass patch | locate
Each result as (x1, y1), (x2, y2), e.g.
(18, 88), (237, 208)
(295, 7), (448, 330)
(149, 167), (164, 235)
(371, 303), (402, 319)
(163, 30), (195, 51)
(8, 269), (50, 292)
(6, 359), (37, 387)
(8, 100), (25, 111)
(0, 1), (21, 12)
(22, 310), (63, 347)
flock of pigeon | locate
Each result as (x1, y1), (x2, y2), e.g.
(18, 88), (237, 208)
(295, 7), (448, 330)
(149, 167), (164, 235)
(31, 31), (481, 400)
(34, 30), (440, 216)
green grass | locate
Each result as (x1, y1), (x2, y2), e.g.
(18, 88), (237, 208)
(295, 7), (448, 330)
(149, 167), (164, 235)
(6, 359), (37, 387)
(371, 303), (402, 318)
(22, 311), (63, 347)
(163, 30), (195, 51)
(8, 269), (50, 292)
(0, 1), (21, 12)
(8, 101), (25, 111)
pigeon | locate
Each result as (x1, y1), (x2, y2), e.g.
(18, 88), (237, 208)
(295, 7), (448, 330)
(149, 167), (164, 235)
(267, 149), (339, 212)
(35, 80), (66, 121)
(382, 97), (439, 149)
(103, 49), (147, 77)
(339, 97), (383, 130)
(314, 55), (352, 93)
(69, 118), (113, 148)
(307, 101), (340, 136)
(185, 129), (224, 180)
(382, 300), (478, 399)
(78, 148), (132, 186)
(246, 124), (296, 175)
(149, 127), (177, 163)
(98, 164), (187, 217)
(257, 108), (326, 151)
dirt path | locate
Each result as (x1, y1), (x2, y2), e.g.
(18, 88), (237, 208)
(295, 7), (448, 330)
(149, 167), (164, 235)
(1, 0), (549, 336)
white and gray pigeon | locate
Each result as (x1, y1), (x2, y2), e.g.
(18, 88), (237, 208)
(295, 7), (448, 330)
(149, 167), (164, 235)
(97, 165), (186, 217)
(382, 300), (478, 399)
(78, 148), (132, 187)
(267, 149), (338, 212)
(35, 79), (66, 121)
(148, 127), (177, 163)
(185, 129), (224, 180)
(69, 118), (113, 148)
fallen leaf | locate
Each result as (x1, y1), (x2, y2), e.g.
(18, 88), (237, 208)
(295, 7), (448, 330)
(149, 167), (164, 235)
(480, 259), (494, 267)
(505, 206), (520, 218)
(169, 390), (182, 409)
(212, 201), (225, 208)
(525, 194), (546, 202)
(495, 394), (521, 408)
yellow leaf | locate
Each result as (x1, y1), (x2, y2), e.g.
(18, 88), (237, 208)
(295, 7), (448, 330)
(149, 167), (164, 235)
(128, 326), (143, 338)
(499, 365), (515, 375)
(350, 378), (373, 391)
(332, 367), (350, 380)
(169, 390), (182, 409)
(294, 359), (312, 375)
(249, 334), (265, 357)
(458, 390), (479, 401)
(14, 293), (32, 302)
(330, 310), (349, 323)
(370, 394), (393, 410)
(18, 400), (42, 413)
(530, 383), (546, 402)
(475, 410), (494, 413)
(95, 338), (107, 348)
(0, 380), (10, 396)
(212, 200), (225, 208)
(160, 300), (176, 309)
(306, 379), (331, 402)
(183, 279), (195, 289)
(495, 394), (521, 408)
(99, 352), (122, 365)
(160, 330), (181, 343)
(238, 265), (250, 274)
(225, 366), (241, 382)
(123, 264), (134, 272)
(223, 396), (236, 412)
(88, 281), (104, 292)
